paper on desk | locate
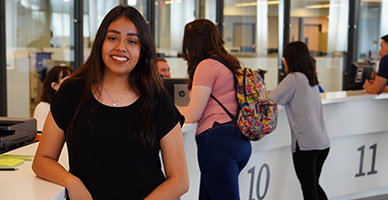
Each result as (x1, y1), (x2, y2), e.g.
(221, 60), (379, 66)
(0, 158), (24, 168)
(0, 154), (34, 161)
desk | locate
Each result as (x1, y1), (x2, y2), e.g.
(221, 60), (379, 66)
(0, 142), (68, 200)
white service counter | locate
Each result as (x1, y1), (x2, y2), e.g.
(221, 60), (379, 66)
(181, 90), (388, 200)
(1, 90), (388, 200)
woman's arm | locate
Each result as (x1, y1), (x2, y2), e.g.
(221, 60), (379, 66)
(145, 123), (189, 200)
(32, 112), (93, 200)
(268, 74), (296, 105)
(178, 85), (211, 123)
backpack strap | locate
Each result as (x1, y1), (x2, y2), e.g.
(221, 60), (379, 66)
(210, 94), (237, 123)
(209, 56), (238, 123)
(210, 56), (230, 70)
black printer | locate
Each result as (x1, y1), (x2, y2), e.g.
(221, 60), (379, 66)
(0, 117), (37, 153)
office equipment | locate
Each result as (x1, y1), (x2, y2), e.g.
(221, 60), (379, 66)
(0, 117), (37, 153)
(347, 62), (373, 90)
(162, 78), (190, 106)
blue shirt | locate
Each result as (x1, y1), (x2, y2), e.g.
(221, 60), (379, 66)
(377, 55), (388, 79)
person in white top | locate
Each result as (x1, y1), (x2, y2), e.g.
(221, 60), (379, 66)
(33, 65), (73, 133)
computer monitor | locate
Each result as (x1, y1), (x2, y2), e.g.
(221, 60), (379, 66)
(162, 78), (190, 106)
(347, 62), (374, 90)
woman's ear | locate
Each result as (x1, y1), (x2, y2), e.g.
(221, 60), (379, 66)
(51, 81), (60, 91)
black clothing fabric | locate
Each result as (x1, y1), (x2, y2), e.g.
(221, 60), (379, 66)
(51, 79), (184, 200)
(292, 147), (330, 200)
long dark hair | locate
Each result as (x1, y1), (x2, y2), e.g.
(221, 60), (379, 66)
(40, 66), (73, 103)
(283, 41), (319, 87)
(68, 5), (161, 152)
(182, 19), (241, 90)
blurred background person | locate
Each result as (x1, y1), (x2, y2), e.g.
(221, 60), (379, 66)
(363, 34), (388, 94)
(178, 19), (251, 200)
(269, 41), (330, 200)
(33, 65), (73, 135)
(157, 57), (171, 78)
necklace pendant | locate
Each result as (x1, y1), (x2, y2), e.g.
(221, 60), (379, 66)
(113, 102), (118, 107)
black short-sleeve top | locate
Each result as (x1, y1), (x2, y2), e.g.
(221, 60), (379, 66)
(51, 79), (184, 200)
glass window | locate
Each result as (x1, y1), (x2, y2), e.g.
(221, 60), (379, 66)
(83, 0), (122, 61)
(289, 0), (349, 92)
(83, 1), (147, 62)
(357, 0), (387, 68)
(154, 0), (195, 78)
(223, 0), (280, 90)
(6, 0), (73, 117)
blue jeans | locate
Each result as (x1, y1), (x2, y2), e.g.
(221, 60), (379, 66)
(195, 121), (252, 200)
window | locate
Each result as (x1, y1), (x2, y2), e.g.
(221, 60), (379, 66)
(6, 0), (73, 117)
(223, 0), (280, 90)
(290, 0), (349, 92)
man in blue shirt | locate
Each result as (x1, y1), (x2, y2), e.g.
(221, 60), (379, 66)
(364, 34), (388, 94)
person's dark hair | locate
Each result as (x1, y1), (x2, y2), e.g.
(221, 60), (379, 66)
(182, 19), (241, 90)
(68, 5), (161, 152)
(381, 34), (388, 43)
(40, 66), (73, 103)
(283, 41), (319, 87)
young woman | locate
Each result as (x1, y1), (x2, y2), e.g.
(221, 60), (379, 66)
(268, 41), (330, 200)
(32, 5), (188, 200)
(33, 65), (73, 133)
(179, 19), (251, 200)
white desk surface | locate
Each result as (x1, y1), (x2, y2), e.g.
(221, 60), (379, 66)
(320, 90), (388, 104)
(0, 142), (68, 200)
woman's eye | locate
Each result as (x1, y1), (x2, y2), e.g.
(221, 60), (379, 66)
(108, 37), (118, 41)
(128, 40), (138, 44)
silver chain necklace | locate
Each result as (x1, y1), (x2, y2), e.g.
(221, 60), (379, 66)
(102, 85), (130, 107)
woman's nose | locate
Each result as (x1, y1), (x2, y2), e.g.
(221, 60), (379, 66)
(115, 40), (127, 52)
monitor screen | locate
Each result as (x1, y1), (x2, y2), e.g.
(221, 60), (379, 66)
(162, 78), (190, 106)
(347, 62), (373, 90)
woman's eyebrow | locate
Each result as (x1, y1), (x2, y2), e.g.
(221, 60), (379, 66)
(127, 33), (139, 37)
(107, 30), (138, 37)
(107, 30), (120, 34)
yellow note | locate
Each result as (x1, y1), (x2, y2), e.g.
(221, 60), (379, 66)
(0, 158), (24, 168)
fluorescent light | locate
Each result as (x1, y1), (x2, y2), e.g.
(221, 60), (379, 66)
(128, 0), (137, 6)
(306, 3), (344, 9)
(361, 0), (382, 2)
(164, 0), (182, 5)
(305, 4), (330, 9)
(235, 1), (279, 7)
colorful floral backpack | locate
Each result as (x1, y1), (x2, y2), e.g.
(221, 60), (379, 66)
(210, 57), (278, 141)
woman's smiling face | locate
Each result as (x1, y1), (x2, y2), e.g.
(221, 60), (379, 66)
(102, 17), (141, 77)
